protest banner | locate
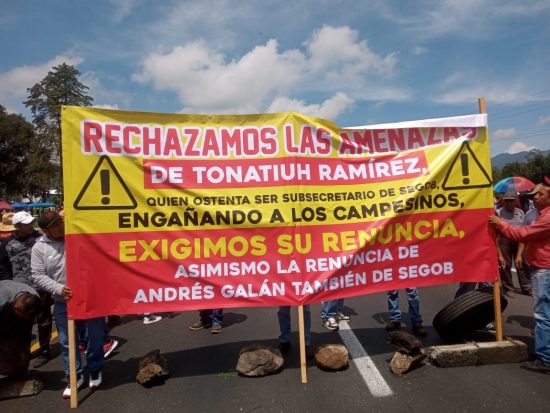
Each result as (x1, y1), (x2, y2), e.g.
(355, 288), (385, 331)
(62, 107), (498, 319)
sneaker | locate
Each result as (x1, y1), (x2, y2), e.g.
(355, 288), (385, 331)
(89, 371), (102, 389)
(485, 322), (496, 331)
(278, 341), (291, 355)
(103, 338), (118, 358)
(336, 312), (351, 322)
(143, 314), (162, 324)
(520, 359), (550, 374)
(62, 374), (84, 399)
(412, 323), (428, 337)
(211, 324), (222, 334)
(33, 350), (51, 368)
(385, 320), (402, 331)
(189, 321), (212, 330)
(321, 317), (339, 331)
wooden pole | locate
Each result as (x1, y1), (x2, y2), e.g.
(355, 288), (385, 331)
(479, 96), (504, 342)
(68, 319), (78, 408)
(297, 305), (308, 383)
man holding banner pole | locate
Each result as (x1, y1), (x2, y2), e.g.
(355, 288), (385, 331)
(489, 183), (550, 374)
(31, 211), (107, 398)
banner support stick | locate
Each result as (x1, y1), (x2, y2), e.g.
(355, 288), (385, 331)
(297, 305), (308, 383)
(479, 96), (504, 342)
(68, 319), (79, 408)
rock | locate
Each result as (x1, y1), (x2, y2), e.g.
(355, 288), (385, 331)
(236, 345), (284, 377)
(428, 339), (529, 367)
(429, 343), (479, 367)
(386, 331), (423, 355)
(136, 349), (169, 386)
(314, 344), (349, 371)
(0, 374), (43, 399)
(389, 351), (426, 375)
(476, 339), (528, 364)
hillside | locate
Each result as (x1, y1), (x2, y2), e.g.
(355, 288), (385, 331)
(491, 149), (550, 168)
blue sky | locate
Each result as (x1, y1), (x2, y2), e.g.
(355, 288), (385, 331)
(1, 0), (550, 156)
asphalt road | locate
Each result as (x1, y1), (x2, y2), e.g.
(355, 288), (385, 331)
(2, 283), (549, 413)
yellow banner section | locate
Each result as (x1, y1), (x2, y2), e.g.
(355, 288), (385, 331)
(62, 106), (492, 235)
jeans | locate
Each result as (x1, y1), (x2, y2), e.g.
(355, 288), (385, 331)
(531, 268), (550, 363)
(321, 299), (344, 320)
(498, 238), (531, 292)
(199, 309), (223, 326)
(387, 288), (422, 324)
(54, 302), (106, 378)
(277, 305), (311, 346)
(454, 282), (493, 299)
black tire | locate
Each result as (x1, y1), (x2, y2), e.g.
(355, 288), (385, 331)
(433, 289), (508, 341)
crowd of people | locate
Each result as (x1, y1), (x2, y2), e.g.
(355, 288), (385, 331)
(489, 181), (550, 374)
(1, 182), (549, 401)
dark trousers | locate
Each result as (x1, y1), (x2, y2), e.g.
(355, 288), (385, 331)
(498, 238), (531, 293)
(0, 319), (33, 378)
(36, 291), (53, 353)
(199, 309), (223, 325)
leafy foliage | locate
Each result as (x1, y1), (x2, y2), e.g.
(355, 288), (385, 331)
(0, 105), (57, 199)
(492, 149), (550, 184)
(24, 63), (93, 192)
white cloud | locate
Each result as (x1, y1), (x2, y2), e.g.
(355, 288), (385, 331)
(493, 128), (519, 140)
(109, 0), (140, 22)
(411, 46), (427, 55)
(379, 0), (550, 39)
(537, 114), (550, 125)
(133, 25), (398, 115)
(0, 54), (83, 115)
(81, 72), (132, 111)
(506, 142), (537, 154)
(433, 84), (544, 105)
(267, 93), (355, 119)
(134, 39), (305, 113)
(305, 25), (397, 76)
(144, 0), (251, 52)
(92, 103), (120, 110)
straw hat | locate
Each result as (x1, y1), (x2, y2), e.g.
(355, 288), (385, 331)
(0, 212), (16, 231)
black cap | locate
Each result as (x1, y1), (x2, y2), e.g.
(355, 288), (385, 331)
(38, 211), (62, 229)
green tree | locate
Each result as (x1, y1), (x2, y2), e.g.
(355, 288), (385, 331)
(24, 63), (93, 194)
(0, 105), (56, 199)
(525, 149), (550, 182)
(492, 149), (550, 187)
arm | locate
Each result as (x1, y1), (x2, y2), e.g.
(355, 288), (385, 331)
(515, 243), (525, 268)
(490, 212), (550, 243)
(496, 241), (506, 269)
(31, 243), (64, 299)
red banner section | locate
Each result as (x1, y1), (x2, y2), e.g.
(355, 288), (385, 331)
(67, 209), (497, 319)
(143, 153), (429, 189)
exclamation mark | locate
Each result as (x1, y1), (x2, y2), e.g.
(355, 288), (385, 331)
(460, 153), (470, 185)
(100, 170), (110, 205)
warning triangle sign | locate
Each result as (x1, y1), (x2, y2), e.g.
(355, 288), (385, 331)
(74, 156), (137, 210)
(442, 141), (492, 190)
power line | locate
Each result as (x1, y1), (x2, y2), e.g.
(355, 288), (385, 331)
(491, 103), (550, 120)
(491, 128), (550, 142)
(489, 87), (550, 113)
